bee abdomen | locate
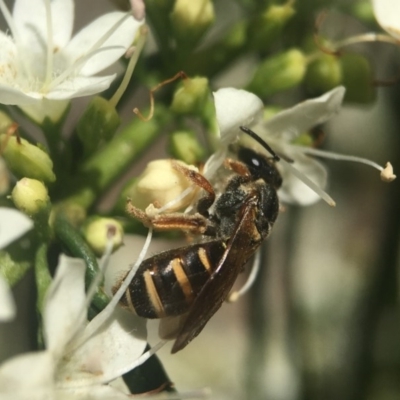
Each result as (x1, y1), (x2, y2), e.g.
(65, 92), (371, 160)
(119, 240), (226, 319)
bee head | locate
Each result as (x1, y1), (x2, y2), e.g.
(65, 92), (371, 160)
(237, 147), (282, 189)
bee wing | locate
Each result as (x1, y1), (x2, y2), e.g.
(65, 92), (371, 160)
(171, 195), (260, 353)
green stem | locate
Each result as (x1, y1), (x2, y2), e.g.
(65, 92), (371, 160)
(41, 114), (71, 181)
(34, 242), (51, 350)
(63, 105), (171, 209)
(34, 242), (51, 313)
(109, 25), (148, 108)
(53, 213), (110, 311)
(0, 251), (31, 288)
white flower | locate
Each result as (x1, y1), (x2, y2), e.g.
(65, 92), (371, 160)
(0, 0), (142, 123)
(206, 87), (345, 206)
(0, 241), (159, 399)
(372, 0), (400, 40)
(251, 87), (345, 205)
(129, 159), (200, 211)
(0, 207), (33, 321)
(207, 86), (395, 207)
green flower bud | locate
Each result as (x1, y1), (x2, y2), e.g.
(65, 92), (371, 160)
(77, 96), (121, 156)
(340, 53), (375, 104)
(247, 49), (306, 97)
(11, 178), (49, 216)
(170, 0), (215, 46)
(305, 54), (342, 95)
(82, 217), (124, 257)
(248, 3), (295, 51)
(128, 159), (198, 211)
(169, 130), (205, 164)
(170, 77), (210, 115)
(351, 1), (375, 23)
(0, 135), (56, 183)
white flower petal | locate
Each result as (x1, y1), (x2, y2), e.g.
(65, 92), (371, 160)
(203, 149), (225, 179)
(43, 255), (87, 355)
(46, 75), (116, 100)
(278, 156), (327, 205)
(57, 385), (130, 400)
(0, 351), (54, 394)
(213, 87), (264, 145)
(372, 0), (400, 40)
(19, 99), (70, 124)
(0, 208), (33, 249)
(205, 88), (264, 177)
(13, 0), (74, 50)
(261, 86), (345, 141)
(0, 4), (138, 117)
(64, 12), (141, 76)
(0, 84), (41, 105)
(58, 308), (147, 386)
(0, 273), (16, 321)
(0, 31), (17, 65)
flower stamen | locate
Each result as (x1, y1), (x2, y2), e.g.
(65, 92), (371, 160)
(280, 156), (336, 206)
(133, 71), (188, 122)
(86, 12), (132, 62)
(48, 45), (124, 91)
(290, 144), (397, 182)
(113, 339), (166, 379)
(68, 227), (153, 353)
(59, 228), (117, 351)
(109, 25), (148, 108)
(240, 126), (337, 207)
(48, 12), (132, 91)
(142, 388), (212, 400)
(381, 162), (396, 182)
(314, 9), (400, 55)
(157, 186), (195, 214)
(228, 249), (261, 302)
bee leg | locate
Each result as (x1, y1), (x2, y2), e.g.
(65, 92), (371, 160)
(224, 158), (251, 177)
(126, 199), (209, 234)
(171, 160), (215, 216)
(222, 159), (254, 194)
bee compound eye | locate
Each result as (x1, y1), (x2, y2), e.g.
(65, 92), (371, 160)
(238, 147), (263, 170)
(251, 157), (261, 168)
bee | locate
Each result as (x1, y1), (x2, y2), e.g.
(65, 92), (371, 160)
(115, 126), (282, 353)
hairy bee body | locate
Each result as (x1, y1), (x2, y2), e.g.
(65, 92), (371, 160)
(117, 141), (282, 352)
(119, 239), (226, 318)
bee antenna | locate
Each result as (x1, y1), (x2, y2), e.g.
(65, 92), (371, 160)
(239, 126), (280, 162)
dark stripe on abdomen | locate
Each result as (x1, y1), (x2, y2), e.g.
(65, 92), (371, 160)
(120, 239), (227, 318)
